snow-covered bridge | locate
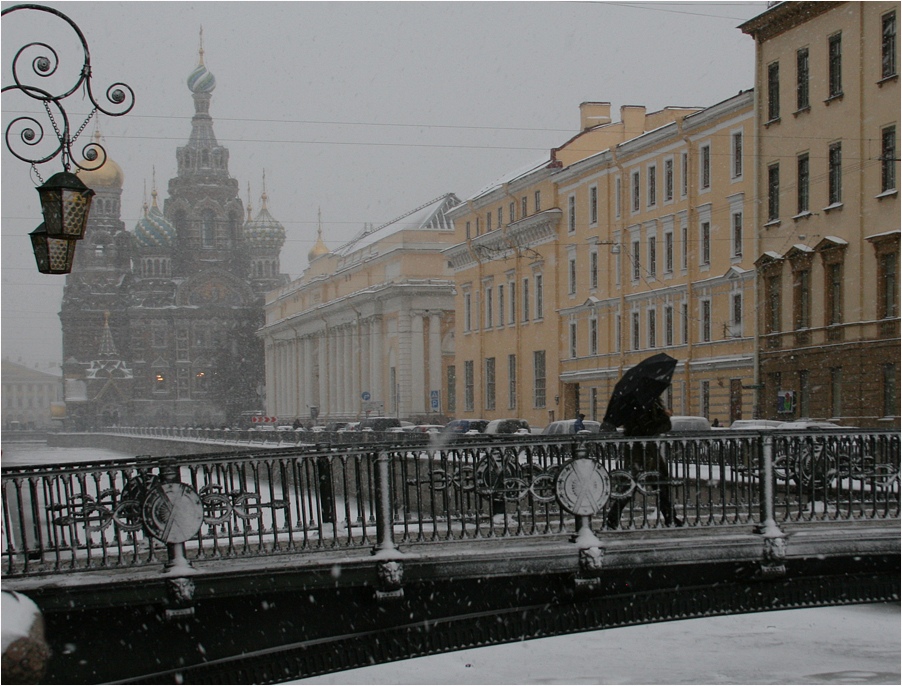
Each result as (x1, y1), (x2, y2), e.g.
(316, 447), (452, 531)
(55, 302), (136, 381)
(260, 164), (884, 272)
(2, 431), (899, 683)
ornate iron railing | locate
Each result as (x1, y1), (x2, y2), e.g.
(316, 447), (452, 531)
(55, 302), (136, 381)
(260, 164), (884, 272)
(2, 430), (899, 577)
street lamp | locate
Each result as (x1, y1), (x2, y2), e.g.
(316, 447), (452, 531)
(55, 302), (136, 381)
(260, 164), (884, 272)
(2, 3), (134, 274)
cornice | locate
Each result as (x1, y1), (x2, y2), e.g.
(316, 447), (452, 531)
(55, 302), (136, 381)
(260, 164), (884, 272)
(739, 2), (844, 43)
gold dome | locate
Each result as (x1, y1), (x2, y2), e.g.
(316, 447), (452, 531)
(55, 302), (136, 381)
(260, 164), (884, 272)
(76, 131), (124, 189)
(308, 208), (330, 261)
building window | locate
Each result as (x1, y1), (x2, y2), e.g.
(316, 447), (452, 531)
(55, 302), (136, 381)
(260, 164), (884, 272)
(681, 302), (689, 343)
(632, 311), (640, 350)
(883, 364), (896, 417)
(534, 190), (541, 213)
(485, 286), (493, 328)
(767, 61), (780, 121)
(827, 262), (843, 326)
(475, 217), (481, 237)
(533, 350), (546, 408)
(201, 210), (216, 247)
(465, 221), (471, 240)
(647, 164), (657, 207)
(522, 278), (530, 322)
(590, 250), (598, 289)
(681, 152), (688, 198)
(732, 212), (743, 257)
(498, 206), (503, 228)
(828, 142), (842, 205)
(880, 252), (898, 319)
(732, 292), (743, 337)
(648, 236), (657, 278)
(535, 274), (544, 319)
(508, 280), (516, 324)
(828, 33), (842, 98)
(665, 306), (674, 346)
(631, 170), (640, 212)
(883, 11), (897, 79)
(731, 132), (743, 178)
(830, 367), (842, 418)
(767, 164), (780, 221)
(701, 221), (711, 266)
(664, 231), (674, 274)
(521, 196), (528, 219)
(464, 361), (474, 412)
(648, 309), (657, 349)
(589, 318), (598, 355)
(701, 299), (711, 342)
(485, 357), (496, 411)
(664, 158), (674, 202)
(797, 153), (810, 214)
(796, 47), (809, 110)
(767, 274), (782, 334)
(447, 365), (456, 414)
(486, 212), (492, 232)
(589, 186), (598, 225)
(615, 177), (622, 218)
(569, 322), (578, 359)
(700, 144), (711, 189)
(152, 326), (167, 348)
(153, 371), (166, 392)
(615, 313), (621, 353)
(632, 238), (641, 281)
(568, 258), (577, 294)
(681, 221), (688, 271)
(795, 269), (811, 329)
(498, 284), (505, 326)
(568, 195), (576, 233)
(509, 202), (515, 223)
(508, 354), (517, 409)
(464, 292), (472, 332)
(882, 125), (897, 193)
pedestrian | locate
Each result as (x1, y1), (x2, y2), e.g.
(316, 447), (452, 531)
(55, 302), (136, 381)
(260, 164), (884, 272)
(606, 396), (682, 528)
(574, 413), (586, 433)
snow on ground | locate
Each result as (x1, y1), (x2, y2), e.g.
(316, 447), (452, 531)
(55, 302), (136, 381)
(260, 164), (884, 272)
(290, 603), (900, 685)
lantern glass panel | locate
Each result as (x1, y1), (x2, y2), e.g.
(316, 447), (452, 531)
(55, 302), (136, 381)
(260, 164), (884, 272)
(30, 225), (77, 274)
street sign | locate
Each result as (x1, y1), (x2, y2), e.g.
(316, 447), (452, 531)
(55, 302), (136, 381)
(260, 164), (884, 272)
(251, 416), (278, 423)
(430, 390), (440, 412)
(362, 391), (371, 401)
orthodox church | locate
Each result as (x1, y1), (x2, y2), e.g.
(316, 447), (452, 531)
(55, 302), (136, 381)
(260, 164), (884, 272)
(60, 38), (288, 429)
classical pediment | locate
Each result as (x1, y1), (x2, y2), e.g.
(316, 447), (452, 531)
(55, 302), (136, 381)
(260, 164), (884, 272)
(176, 268), (256, 307)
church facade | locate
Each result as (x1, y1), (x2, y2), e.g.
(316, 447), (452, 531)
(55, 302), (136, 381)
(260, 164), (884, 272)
(60, 42), (287, 429)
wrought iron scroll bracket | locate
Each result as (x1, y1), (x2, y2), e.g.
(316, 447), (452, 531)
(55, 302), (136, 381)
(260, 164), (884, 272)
(1, 4), (135, 177)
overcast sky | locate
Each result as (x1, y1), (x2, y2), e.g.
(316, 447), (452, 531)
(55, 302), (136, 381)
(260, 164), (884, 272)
(1, 1), (767, 368)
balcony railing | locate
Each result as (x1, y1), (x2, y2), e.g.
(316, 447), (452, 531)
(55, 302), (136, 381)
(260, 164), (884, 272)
(2, 430), (899, 577)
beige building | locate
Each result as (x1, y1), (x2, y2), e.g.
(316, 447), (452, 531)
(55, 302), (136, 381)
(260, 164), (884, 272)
(444, 98), (756, 428)
(260, 195), (460, 423)
(2, 359), (63, 430)
(741, 2), (900, 428)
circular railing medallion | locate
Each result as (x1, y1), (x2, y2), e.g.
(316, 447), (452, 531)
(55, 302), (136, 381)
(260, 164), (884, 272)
(142, 483), (203, 543)
(555, 458), (611, 516)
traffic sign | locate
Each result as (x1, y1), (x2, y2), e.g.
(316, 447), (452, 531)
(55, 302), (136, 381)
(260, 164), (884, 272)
(362, 391), (371, 401)
(251, 416), (277, 423)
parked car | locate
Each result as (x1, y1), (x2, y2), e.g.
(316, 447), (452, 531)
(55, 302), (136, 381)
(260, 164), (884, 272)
(666, 415), (712, 432)
(542, 419), (605, 435)
(779, 420), (848, 430)
(443, 419), (489, 435)
(484, 418), (531, 435)
(412, 424), (445, 434)
(729, 419), (786, 430)
(358, 416), (403, 432)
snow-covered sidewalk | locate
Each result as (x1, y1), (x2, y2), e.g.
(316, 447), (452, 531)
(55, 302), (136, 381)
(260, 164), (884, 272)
(291, 603), (900, 685)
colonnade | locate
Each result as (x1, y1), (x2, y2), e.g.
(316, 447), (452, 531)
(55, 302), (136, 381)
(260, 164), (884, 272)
(265, 311), (445, 421)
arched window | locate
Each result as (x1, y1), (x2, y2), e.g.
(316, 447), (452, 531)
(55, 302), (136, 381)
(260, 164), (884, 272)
(202, 210), (216, 247)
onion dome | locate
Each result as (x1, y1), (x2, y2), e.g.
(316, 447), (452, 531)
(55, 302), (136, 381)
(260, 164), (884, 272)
(134, 188), (176, 249)
(244, 182), (286, 249)
(187, 27), (216, 94)
(77, 131), (124, 189)
(308, 208), (330, 262)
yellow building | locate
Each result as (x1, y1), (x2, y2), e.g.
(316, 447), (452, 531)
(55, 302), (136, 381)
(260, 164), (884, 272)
(260, 195), (460, 423)
(741, 1), (900, 428)
(445, 99), (756, 428)
(557, 91), (756, 426)
(2, 359), (63, 430)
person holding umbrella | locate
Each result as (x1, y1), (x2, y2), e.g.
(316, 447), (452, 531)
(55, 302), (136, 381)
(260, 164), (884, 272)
(603, 353), (682, 529)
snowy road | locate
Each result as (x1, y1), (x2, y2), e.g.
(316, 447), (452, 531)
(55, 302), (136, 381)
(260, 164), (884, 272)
(291, 603), (900, 685)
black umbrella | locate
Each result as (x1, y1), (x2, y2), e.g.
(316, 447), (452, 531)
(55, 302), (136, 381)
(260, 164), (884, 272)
(603, 353), (678, 428)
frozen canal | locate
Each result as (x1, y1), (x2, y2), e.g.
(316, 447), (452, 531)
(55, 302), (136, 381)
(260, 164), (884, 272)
(292, 604), (900, 685)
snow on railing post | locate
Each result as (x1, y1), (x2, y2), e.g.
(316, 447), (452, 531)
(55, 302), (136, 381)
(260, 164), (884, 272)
(372, 450), (405, 600)
(757, 433), (787, 577)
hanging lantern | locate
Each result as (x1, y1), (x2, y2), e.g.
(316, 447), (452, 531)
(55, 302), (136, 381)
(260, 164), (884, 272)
(30, 223), (78, 274)
(36, 171), (95, 240)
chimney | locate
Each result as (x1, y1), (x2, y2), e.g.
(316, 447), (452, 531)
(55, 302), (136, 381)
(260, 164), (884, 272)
(620, 105), (647, 139)
(579, 102), (611, 131)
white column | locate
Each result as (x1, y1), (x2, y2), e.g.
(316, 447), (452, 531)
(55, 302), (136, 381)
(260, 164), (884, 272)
(360, 318), (371, 410)
(318, 330), (328, 419)
(411, 312), (426, 414)
(429, 313), (442, 413)
(351, 318), (360, 417)
(397, 310), (412, 417)
(371, 317), (383, 409)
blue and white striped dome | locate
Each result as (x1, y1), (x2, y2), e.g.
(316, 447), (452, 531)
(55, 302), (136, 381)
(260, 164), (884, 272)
(134, 193), (176, 249)
(187, 61), (216, 94)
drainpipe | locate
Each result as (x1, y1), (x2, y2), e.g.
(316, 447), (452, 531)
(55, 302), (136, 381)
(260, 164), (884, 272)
(677, 118), (696, 414)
